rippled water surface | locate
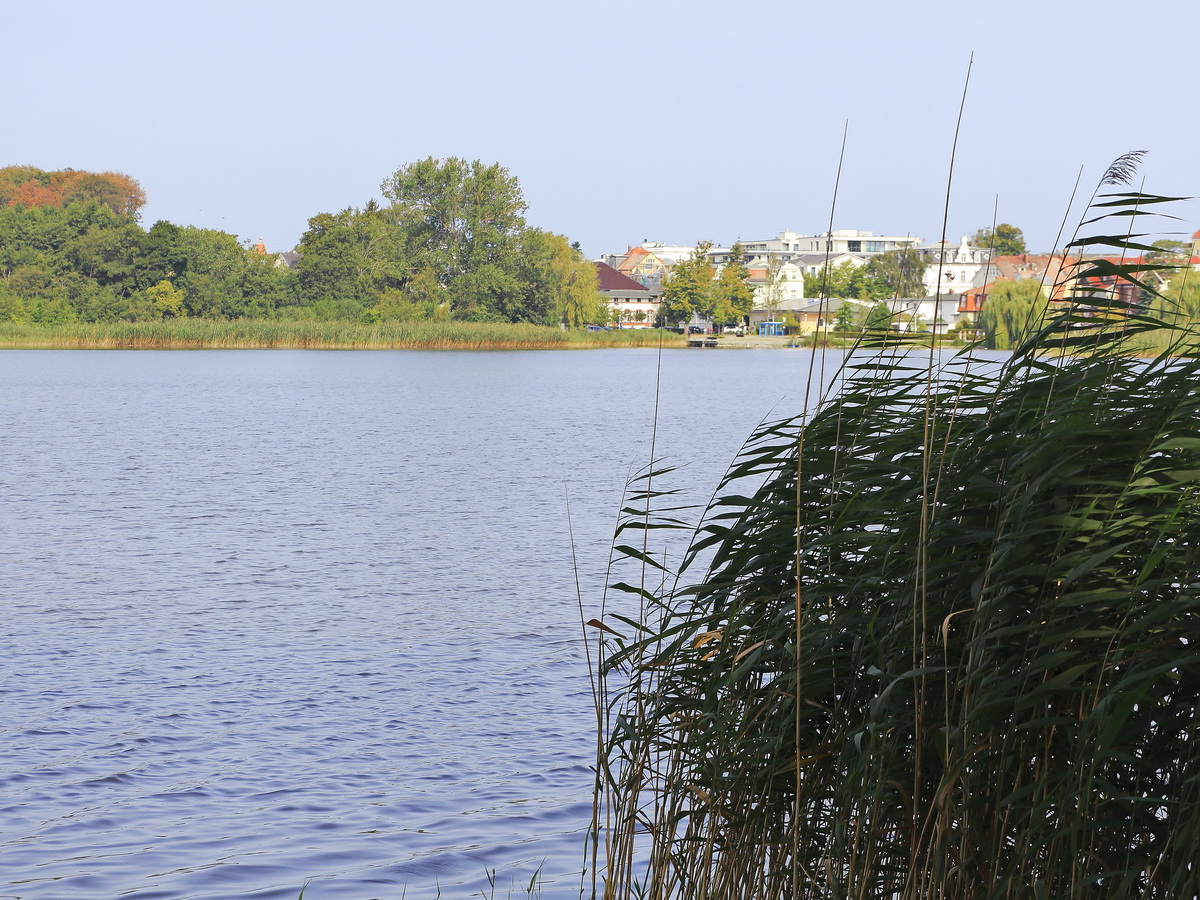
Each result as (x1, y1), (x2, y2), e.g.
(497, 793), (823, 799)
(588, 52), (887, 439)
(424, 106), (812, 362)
(1, 348), (850, 899)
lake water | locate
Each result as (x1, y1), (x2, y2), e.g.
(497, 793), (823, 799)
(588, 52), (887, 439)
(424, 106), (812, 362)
(0, 347), (861, 899)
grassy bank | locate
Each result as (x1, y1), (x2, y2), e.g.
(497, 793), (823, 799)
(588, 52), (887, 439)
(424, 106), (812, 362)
(0, 319), (687, 350)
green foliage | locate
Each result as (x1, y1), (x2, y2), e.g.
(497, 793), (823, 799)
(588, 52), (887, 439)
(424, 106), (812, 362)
(972, 222), (1027, 255)
(1144, 267), (1200, 341)
(593, 169), (1200, 899)
(863, 299), (892, 330)
(146, 279), (185, 318)
(978, 278), (1048, 349)
(380, 156), (529, 320)
(1145, 238), (1187, 260)
(806, 252), (927, 301)
(803, 258), (860, 298)
(1, 158), (593, 328)
(525, 230), (603, 327)
(861, 246), (927, 298)
(832, 300), (860, 332)
(659, 241), (715, 324)
(0, 196), (295, 324)
(712, 242), (754, 323)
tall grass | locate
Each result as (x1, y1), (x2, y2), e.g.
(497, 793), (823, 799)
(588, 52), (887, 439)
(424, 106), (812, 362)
(589, 163), (1200, 898)
(0, 319), (685, 350)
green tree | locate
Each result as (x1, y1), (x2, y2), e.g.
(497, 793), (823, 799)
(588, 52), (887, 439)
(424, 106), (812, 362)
(863, 300), (892, 331)
(538, 231), (602, 327)
(971, 223), (1027, 256)
(978, 278), (1047, 349)
(296, 204), (406, 318)
(380, 157), (528, 319)
(712, 243), (754, 324)
(659, 242), (714, 325)
(832, 301), (860, 332)
(861, 248), (927, 299)
(1145, 239), (1187, 261)
(803, 259), (861, 298)
(146, 279), (185, 317)
(1149, 268), (1200, 328)
(66, 220), (146, 297)
(174, 227), (256, 318)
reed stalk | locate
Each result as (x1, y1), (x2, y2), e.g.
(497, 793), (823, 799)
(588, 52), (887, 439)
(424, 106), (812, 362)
(590, 160), (1200, 898)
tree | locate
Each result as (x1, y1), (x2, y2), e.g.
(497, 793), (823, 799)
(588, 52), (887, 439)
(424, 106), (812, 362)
(1149, 268), (1200, 328)
(296, 207), (402, 317)
(146, 279), (185, 317)
(659, 242), (714, 325)
(804, 259), (861, 299)
(380, 157), (528, 319)
(978, 278), (1047, 349)
(712, 243), (754, 324)
(971, 223), (1026, 256)
(0, 166), (146, 218)
(862, 248), (927, 299)
(832, 301), (860, 332)
(1145, 239), (1187, 261)
(538, 232), (602, 327)
(863, 300), (892, 331)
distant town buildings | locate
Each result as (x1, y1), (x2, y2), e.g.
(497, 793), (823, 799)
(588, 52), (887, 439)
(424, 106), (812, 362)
(596, 262), (659, 328)
(598, 223), (1199, 334)
(919, 234), (996, 300)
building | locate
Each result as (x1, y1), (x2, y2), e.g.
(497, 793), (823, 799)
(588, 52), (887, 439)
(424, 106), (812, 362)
(746, 259), (806, 310)
(793, 229), (922, 255)
(748, 298), (873, 334)
(713, 230), (920, 265)
(790, 251), (869, 278)
(920, 235), (996, 299)
(596, 262), (660, 328)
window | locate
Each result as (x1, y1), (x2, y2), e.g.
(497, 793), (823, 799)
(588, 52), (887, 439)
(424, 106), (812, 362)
(847, 241), (861, 252)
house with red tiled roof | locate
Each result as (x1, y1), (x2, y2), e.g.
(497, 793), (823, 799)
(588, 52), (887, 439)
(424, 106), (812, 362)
(957, 282), (993, 317)
(615, 246), (669, 285)
(596, 262), (661, 328)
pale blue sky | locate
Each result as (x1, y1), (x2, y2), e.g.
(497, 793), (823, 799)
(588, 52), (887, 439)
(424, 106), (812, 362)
(6, 0), (1195, 256)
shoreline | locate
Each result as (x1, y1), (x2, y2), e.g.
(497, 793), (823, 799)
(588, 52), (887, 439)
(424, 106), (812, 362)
(0, 322), (978, 352)
(0, 321), (688, 351)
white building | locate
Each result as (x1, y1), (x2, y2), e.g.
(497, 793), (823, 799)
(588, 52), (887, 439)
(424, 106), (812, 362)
(793, 229), (922, 255)
(712, 229), (921, 265)
(746, 259), (806, 309)
(920, 235), (997, 300)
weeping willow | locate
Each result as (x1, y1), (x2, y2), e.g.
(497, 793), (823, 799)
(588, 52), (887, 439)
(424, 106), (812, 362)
(589, 165), (1200, 898)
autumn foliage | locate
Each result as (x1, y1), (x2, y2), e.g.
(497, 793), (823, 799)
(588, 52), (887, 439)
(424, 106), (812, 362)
(0, 166), (146, 217)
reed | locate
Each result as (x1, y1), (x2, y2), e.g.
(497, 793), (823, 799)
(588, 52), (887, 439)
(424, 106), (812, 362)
(0, 319), (686, 351)
(589, 163), (1200, 898)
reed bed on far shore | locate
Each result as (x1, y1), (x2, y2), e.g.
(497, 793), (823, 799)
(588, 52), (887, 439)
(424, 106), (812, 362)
(0, 319), (686, 351)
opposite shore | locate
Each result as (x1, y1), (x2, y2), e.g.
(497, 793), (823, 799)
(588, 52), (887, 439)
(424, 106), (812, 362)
(0, 320), (980, 351)
(0, 320), (689, 351)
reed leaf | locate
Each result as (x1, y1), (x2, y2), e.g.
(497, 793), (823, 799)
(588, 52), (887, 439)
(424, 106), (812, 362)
(591, 164), (1200, 898)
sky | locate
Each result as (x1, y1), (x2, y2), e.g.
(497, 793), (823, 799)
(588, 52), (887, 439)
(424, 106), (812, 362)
(6, 0), (1196, 258)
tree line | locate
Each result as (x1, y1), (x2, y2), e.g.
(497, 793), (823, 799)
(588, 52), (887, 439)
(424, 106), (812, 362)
(0, 160), (607, 327)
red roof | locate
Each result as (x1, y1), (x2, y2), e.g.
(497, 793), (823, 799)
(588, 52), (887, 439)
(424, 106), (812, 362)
(596, 261), (652, 293)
